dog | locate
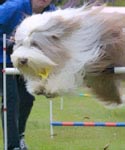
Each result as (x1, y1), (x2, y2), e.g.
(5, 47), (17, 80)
(11, 6), (125, 106)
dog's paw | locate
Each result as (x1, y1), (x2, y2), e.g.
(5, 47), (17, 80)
(26, 79), (47, 95)
(34, 87), (45, 95)
(45, 92), (58, 98)
(30, 86), (45, 95)
(34, 87), (58, 98)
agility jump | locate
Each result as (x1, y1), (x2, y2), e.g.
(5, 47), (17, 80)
(49, 100), (125, 138)
(2, 34), (20, 150)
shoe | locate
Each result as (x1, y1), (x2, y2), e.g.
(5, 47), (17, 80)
(12, 148), (20, 150)
(20, 137), (28, 150)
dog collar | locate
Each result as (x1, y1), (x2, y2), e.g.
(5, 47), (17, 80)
(38, 68), (51, 79)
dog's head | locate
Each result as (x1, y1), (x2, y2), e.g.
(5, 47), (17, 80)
(11, 9), (81, 78)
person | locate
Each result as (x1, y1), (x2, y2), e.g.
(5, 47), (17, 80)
(0, 0), (6, 4)
(0, 0), (56, 150)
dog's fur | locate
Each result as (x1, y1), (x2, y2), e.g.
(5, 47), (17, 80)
(11, 6), (125, 106)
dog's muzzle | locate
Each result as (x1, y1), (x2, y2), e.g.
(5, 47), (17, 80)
(18, 58), (28, 65)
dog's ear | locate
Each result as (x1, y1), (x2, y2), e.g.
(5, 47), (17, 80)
(48, 17), (80, 38)
(47, 16), (80, 39)
(31, 16), (81, 40)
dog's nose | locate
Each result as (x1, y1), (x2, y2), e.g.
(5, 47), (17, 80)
(18, 58), (28, 65)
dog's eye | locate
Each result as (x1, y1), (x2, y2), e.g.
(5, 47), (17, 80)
(51, 35), (59, 40)
(31, 41), (41, 50)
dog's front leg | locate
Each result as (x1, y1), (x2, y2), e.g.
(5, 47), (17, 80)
(25, 77), (47, 95)
(43, 75), (61, 98)
(44, 72), (75, 98)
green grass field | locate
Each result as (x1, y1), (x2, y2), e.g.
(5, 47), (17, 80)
(1, 90), (125, 150)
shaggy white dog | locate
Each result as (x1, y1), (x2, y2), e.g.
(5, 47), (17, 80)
(11, 6), (125, 106)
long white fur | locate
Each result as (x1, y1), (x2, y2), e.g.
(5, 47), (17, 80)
(11, 6), (125, 105)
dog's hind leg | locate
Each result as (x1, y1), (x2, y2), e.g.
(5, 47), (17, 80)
(84, 74), (122, 105)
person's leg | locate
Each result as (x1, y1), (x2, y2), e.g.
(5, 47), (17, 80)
(17, 76), (35, 136)
(0, 64), (20, 149)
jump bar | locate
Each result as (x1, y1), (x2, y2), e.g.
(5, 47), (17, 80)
(104, 67), (125, 74)
(51, 122), (125, 127)
(3, 67), (125, 75)
(2, 68), (20, 75)
(2, 67), (125, 75)
(114, 67), (125, 74)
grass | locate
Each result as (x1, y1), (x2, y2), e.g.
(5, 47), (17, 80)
(1, 89), (125, 150)
(27, 94), (125, 150)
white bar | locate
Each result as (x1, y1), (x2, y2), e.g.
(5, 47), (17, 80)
(3, 68), (20, 75)
(114, 67), (125, 74)
(60, 97), (63, 110)
(3, 34), (8, 150)
(50, 100), (54, 138)
(3, 67), (125, 75)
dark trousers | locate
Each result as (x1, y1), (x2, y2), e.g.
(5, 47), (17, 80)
(0, 63), (35, 149)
